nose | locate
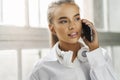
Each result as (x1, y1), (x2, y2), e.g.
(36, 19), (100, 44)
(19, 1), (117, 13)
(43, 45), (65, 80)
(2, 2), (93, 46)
(68, 21), (75, 30)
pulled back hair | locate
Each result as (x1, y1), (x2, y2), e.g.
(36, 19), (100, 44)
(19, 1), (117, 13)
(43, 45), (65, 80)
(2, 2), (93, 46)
(47, 0), (78, 47)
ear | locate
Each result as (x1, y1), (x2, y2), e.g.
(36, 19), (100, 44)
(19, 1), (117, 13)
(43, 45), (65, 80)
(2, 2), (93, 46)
(49, 24), (56, 35)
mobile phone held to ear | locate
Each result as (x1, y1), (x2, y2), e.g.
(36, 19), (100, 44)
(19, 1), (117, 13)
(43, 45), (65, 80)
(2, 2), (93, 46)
(82, 23), (93, 42)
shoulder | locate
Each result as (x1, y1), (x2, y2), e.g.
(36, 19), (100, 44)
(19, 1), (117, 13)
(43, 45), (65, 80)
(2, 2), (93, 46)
(28, 58), (57, 80)
(28, 59), (45, 80)
(30, 58), (48, 74)
(32, 52), (58, 72)
(28, 47), (58, 80)
(86, 47), (112, 67)
(87, 47), (111, 60)
(28, 44), (59, 77)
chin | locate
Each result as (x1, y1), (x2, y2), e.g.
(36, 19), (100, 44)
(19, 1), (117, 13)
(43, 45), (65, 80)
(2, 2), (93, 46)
(60, 37), (80, 44)
(67, 39), (79, 44)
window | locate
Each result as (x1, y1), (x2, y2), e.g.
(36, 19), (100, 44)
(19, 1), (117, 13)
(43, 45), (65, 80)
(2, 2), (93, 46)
(0, 0), (50, 80)
(108, 0), (120, 32)
(0, 50), (17, 80)
(0, 0), (25, 26)
(92, 0), (120, 76)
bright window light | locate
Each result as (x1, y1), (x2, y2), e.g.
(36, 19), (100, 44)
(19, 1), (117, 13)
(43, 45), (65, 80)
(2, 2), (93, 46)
(0, 0), (84, 28)
(39, 0), (53, 28)
(0, 0), (2, 22)
(0, 50), (17, 80)
(28, 0), (39, 27)
(3, 0), (25, 26)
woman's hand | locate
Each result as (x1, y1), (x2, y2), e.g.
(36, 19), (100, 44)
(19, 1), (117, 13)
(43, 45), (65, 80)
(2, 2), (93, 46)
(81, 19), (99, 51)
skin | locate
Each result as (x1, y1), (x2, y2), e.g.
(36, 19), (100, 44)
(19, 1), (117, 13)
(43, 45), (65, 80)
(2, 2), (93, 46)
(49, 3), (99, 62)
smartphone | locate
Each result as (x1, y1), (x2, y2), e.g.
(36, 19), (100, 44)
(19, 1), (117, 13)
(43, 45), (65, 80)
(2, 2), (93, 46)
(82, 23), (93, 42)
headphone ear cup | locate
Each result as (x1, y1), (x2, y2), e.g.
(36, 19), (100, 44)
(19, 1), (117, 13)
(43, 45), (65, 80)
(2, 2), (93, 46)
(77, 47), (88, 62)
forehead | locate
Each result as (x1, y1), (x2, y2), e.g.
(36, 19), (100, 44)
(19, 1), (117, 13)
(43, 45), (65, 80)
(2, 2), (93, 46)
(53, 3), (80, 19)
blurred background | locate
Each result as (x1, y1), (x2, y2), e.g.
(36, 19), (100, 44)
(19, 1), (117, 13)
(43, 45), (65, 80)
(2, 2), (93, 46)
(0, 0), (120, 80)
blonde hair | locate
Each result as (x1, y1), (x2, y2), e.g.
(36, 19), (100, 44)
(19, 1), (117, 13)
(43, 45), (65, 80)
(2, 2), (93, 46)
(47, 0), (79, 47)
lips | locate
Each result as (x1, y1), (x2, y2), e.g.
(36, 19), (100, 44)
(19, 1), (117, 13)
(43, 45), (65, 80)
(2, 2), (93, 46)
(68, 32), (78, 38)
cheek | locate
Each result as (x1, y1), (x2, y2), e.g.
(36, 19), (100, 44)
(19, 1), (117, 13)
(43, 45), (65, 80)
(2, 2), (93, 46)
(55, 27), (68, 40)
(79, 26), (82, 32)
(76, 23), (82, 31)
(79, 22), (82, 30)
(56, 27), (66, 35)
(54, 23), (66, 32)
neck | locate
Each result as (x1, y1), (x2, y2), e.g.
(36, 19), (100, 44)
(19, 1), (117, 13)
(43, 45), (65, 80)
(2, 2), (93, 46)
(59, 41), (81, 62)
(59, 42), (80, 51)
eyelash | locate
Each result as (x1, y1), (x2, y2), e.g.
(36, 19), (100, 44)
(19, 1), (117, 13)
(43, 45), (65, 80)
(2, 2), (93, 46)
(75, 17), (80, 21)
(59, 17), (80, 24)
(59, 20), (68, 24)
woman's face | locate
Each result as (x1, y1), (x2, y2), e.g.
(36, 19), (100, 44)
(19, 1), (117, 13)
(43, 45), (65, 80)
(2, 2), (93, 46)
(50, 3), (82, 44)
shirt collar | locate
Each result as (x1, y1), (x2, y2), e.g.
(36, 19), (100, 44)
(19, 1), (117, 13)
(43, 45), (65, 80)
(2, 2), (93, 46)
(50, 42), (89, 68)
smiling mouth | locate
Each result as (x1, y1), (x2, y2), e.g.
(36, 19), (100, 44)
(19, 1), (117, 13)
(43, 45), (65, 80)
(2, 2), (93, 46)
(68, 32), (78, 38)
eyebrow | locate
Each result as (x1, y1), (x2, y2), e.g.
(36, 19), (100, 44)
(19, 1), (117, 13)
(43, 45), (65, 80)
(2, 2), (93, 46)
(58, 17), (67, 20)
(74, 13), (80, 17)
(58, 13), (80, 20)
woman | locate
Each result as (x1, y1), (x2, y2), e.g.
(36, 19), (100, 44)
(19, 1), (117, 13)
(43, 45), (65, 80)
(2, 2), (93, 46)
(29, 0), (119, 80)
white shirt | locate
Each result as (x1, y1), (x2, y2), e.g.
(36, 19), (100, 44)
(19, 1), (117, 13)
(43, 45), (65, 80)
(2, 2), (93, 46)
(28, 42), (119, 80)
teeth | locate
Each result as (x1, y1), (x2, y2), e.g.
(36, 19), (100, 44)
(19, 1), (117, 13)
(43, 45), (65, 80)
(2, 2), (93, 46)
(70, 32), (76, 36)
(68, 32), (77, 37)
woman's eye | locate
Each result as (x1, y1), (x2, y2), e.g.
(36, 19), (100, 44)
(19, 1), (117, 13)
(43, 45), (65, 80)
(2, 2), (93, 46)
(59, 20), (68, 24)
(75, 17), (80, 21)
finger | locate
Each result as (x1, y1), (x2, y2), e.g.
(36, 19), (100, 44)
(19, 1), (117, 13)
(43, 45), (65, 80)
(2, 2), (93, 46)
(82, 19), (94, 28)
(82, 19), (93, 24)
(85, 22), (93, 27)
